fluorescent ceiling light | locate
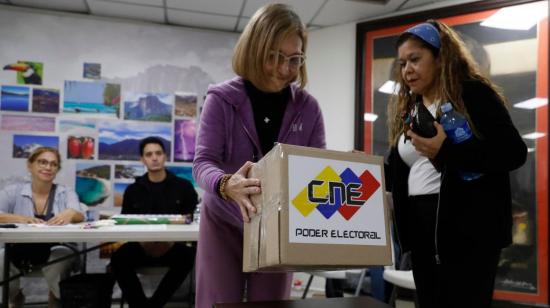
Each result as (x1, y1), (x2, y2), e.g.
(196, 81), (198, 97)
(522, 132), (546, 140)
(481, 1), (548, 30)
(364, 113), (378, 122)
(514, 97), (548, 109)
(527, 147), (535, 153)
(378, 80), (399, 95)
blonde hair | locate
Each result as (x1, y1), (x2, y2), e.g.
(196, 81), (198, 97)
(232, 3), (308, 91)
(388, 20), (507, 146)
(27, 147), (61, 170)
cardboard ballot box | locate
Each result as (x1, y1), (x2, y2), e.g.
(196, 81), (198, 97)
(243, 144), (391, 272)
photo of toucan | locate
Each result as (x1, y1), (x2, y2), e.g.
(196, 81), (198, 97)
(3, 62), (43, 85)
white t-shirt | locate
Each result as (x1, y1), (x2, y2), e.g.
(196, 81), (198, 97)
(397, 103), (441, 196)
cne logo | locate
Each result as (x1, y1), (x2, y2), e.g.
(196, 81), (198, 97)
(291, 166), (380, 220)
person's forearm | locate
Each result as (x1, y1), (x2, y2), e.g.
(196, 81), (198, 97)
(0, 213), (33, 223)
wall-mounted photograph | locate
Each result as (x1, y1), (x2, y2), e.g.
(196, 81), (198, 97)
(3, 61), (43, 85)
(12, 134), (58, 158)
(174, 92), (197, 117)
(123, 92), (173, 123)
(63, 81), (120, 117)
(83, 62), (101, 80)
(67, 135), (95, 160)
(1, 115), (55, 132)
(174, 118), (196, 162)
(166, 165), (196, 187)
(113, 182), (131, 207)
(1, 85), (29, 112)
(75, 163), (111, 207)
(114, 164), (146, 180)
(32, 88), (60, 113)
(98, 120), (171, 161)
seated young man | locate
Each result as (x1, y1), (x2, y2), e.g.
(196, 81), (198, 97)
(110, 136), (198, 308)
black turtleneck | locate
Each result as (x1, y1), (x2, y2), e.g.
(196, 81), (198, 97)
(244, 80), (290, 156)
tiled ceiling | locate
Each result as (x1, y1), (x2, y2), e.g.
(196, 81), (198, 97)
(0, 0), (479, 32)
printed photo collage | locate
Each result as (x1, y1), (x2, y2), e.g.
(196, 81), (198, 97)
(0, 60), (200, 210)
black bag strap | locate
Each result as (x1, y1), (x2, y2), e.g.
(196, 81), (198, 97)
(43, 184), (57, 221)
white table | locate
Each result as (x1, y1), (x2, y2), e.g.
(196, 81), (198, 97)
(0, 223), (199, 307)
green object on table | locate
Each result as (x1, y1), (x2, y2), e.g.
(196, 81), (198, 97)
(112, 217), (171, 225)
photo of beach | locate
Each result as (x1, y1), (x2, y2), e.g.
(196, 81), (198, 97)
(174, 92), (197, 117)
(75, 163), (111, 207)
(174, 118), (196, 162)
(32, 88), (60, 113)
(58, 118), (96, 134)
(63, 81), (120, 117)
(1, 85), (29, 112)
(123, 92), (173, 123)
(83, 62), (101, 80)
(166, 165), (196, 187)
(1, 115), (55, 132)
(114, 164), (145, 179)
(12, 134), (59, 158)
(113, 182), (131, 207)
(98, 120), (171, 161)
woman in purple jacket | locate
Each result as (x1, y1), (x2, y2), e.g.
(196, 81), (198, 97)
(193, 3), (325, 308)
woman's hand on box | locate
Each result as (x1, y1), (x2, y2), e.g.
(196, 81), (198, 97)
(226, 161), (261, 222)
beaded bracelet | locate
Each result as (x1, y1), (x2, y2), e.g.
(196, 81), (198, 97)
(219, 174), (232, 201)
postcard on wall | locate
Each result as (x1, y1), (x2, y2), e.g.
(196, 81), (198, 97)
(1, 85), (29, 112)
(174, 118), (196, 162)
(83, 62), (101, 80)
(1, 114), (55, 132)
(114, 164), (145, 180)
(75, 162), (111, 207)
(123, 92), (173, 123)
(166, 165), (196, 187)
(113, 182), (131, 207)
(12, 134), (59, 158)
(63, 81), (120, 118)
(67, 135), (95, 160)
(98, 120), (172, 161)
(3, 61), (43, 85)
(32, 88), (60, 113)
(58, 118), (97, 135)
(174, 92), (197, 117)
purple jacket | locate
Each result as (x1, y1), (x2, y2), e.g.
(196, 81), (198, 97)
(193, 76), (326, 229)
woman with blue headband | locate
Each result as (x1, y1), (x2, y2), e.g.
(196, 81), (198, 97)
(386, 20), (527, 307)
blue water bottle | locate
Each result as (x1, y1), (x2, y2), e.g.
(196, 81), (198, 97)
(440, 102), (482, 181)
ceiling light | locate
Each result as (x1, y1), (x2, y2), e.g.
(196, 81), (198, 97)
(364, 113), (378, 122)
(527, 148), (535, 153)
(481, 2), (548, 30)
(513, 97), (548, 109)
(522, 132), (545, 140)
(378, 80), (399, 95)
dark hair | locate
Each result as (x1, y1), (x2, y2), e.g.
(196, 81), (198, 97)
(139, 136), (165, 156)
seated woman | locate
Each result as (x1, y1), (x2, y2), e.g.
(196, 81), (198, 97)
(0, 147), (86, 308)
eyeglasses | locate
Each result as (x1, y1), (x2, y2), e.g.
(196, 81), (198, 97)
(268, 50), (306, 70)
(35, 158), (59, 169)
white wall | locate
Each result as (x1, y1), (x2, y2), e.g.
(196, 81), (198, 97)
(307, 23), (356, 152)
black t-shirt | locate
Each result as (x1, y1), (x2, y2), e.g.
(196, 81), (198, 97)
(244, 80), (290, 156)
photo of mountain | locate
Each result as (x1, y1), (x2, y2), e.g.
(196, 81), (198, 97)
(98, 120), (171, 161)
(12, 134), (59, 158)
(123, 92), (173, 122)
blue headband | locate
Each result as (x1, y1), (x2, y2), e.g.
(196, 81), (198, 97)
(405, 23), (440, 49)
